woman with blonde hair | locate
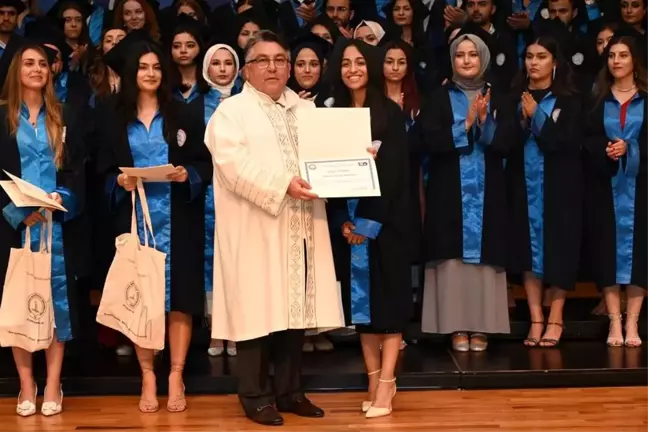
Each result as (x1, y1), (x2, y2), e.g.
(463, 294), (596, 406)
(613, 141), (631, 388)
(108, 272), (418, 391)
(0, 43), (87, 417)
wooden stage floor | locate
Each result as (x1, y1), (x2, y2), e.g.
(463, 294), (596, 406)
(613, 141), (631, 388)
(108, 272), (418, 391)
(0, 387), (645, 431)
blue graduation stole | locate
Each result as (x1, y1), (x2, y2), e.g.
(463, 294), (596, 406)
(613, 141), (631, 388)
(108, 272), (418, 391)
(347, 199), (370, 324)
(521, 91), (556, 276)
(604, 95), (644, 284)
(55, 71), (68, 103)
(448, 87), (496, 264)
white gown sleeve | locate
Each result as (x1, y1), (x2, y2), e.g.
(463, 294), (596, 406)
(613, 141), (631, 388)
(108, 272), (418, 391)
(205, 105), (293, 217)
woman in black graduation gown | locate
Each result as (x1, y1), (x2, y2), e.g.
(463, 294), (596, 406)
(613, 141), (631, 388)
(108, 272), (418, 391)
(507, 32), (582, 348)
(326, 38), (411, 419)
(168, 14), (207, 103)
(98, 32), (212, 413)
(0, 43), (87, 416)
(288, 32), (328, 102)
(583, 35), (647, 347)
(418, 30), (512, 352)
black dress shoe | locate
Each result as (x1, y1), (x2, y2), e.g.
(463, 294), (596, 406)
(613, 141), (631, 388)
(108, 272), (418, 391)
(277, 396), (325, 418)
(247, 405), (284, 426)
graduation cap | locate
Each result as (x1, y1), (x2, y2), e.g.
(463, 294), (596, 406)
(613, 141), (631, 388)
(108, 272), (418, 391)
(0, 0), (26, 14)
(24, 19), (73, 66)
(307, 14), (342, 45)
(235, 6), (274, 33)
(290, 31), (333, 60)
(172, 11), (207, 41)
(47, 0), (93, 21)
(103, 29), (158, 77)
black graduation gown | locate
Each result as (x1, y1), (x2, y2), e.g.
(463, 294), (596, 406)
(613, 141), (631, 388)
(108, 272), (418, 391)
(506, 91), (583, 290)
(96, 101), (213, 315)
(415, 84), (512, 268)
(329, 99), (413, 332)
(490, 27), (519, 92)
(0, 104), (88, 339)
(582, 91), (647, 290)
(0, 33), (25, 89)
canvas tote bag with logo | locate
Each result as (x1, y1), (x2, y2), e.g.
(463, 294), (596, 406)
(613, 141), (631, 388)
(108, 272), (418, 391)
(0, 212), (54, 352)
(97, 180), (166, 350)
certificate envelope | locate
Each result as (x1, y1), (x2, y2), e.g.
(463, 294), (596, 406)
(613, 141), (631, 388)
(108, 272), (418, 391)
(1, 171), (67, 211)
(297, 108), (381, 198)
(120, 164), (176, 182)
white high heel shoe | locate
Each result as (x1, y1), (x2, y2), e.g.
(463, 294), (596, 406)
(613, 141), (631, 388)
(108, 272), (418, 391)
(16, 384), (37, 417)
(362, 369), (381, 412)
(41, 386), (63, 417)
(366, 378), (396, 419)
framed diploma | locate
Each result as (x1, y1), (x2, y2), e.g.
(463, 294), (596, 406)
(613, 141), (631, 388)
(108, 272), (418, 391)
(297, 108), (381, 198)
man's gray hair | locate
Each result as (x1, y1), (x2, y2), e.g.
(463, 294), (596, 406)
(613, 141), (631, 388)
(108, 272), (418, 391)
(244, 30), (290, 62)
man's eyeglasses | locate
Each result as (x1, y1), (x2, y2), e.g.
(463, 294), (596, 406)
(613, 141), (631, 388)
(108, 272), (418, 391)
(326, 6), (349, 13)
(248, 57), (289, 69)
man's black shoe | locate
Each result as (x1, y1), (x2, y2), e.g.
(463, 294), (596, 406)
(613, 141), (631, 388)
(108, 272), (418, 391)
(277, 396), (325, 418)
(247, 405), (284, 426)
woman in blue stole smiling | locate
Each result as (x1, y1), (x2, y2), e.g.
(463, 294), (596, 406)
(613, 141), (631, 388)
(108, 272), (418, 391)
(0, 43), (87, 417)
(584, 34), (647, 348)
(97, 31), (212, 413)
(418, 29), (512, 353)
(326, 38), (411, 419)
(506, 32), (583, 349)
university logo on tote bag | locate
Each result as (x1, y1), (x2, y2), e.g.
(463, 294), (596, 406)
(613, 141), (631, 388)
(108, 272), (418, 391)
(97, 180), (166, 350)
(0, 212), (54, 352)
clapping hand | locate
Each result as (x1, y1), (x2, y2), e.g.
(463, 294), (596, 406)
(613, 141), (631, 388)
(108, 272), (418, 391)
(342, 221), (365, 245)
(288, 176), (318, 200)
(521, 92), (537, 120)
(507, 12), (531, 30)
(444, 5), (467, 27)
(339, 26), (353, 39)
(295, 1), (317, 22)
(476, 89), (491, 124)
(298, 90), (312, 100)
(606, 139), (627, 161)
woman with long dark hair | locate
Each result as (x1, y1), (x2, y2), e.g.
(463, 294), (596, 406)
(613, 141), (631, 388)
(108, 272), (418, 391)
(507, 32), (583, 348)
(620, 0), (646, 34)
(288, 33), (328, 101)
(53, 0), (93, 73)
(326, 38), (411, 419)
(584, 35), (647, 347)
(418, 31), (511, 352)
(88, 27), (126, 101)
(169, 15), (208, 103)
(0, 43), (87, 417)
(98, 32), (212, 413)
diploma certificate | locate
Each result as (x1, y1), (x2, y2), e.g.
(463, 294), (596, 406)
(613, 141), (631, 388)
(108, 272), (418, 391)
(298, 108), (381, 198)
(302, 158), (379, 198)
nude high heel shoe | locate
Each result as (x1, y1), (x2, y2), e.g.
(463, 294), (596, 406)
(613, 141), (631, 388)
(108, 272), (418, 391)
(16, 384), (37, 417)
(362, 369), (381, 413)
(366, 378), (396, 419)
(41, 386), (63, 417)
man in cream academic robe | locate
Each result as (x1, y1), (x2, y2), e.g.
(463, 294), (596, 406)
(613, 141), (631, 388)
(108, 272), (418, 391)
(205, 31), (344, 426)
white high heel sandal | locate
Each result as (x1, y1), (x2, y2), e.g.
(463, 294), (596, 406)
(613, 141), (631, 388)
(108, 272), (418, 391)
(41, 386), (63, 417)
(366, 377), (396, 419)
(16, 384), (37, 417)
(362, 369), (381, 413)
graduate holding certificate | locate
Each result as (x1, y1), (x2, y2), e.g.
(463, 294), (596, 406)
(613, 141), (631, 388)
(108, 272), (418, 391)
(325, 38), (412, 420)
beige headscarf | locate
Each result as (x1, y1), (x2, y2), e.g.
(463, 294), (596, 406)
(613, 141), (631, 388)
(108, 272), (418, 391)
(353, 20), (386, 43)
(202, 43), (240, 98)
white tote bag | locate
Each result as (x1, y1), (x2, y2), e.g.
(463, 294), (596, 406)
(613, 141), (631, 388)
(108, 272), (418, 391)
(0, 212), (54, 352)
(97, 180), (167, 350)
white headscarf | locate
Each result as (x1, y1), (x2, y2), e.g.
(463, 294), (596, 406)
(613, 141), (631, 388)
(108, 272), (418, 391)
(353, 20), (386, 43)
(202, 43), (241, 98)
